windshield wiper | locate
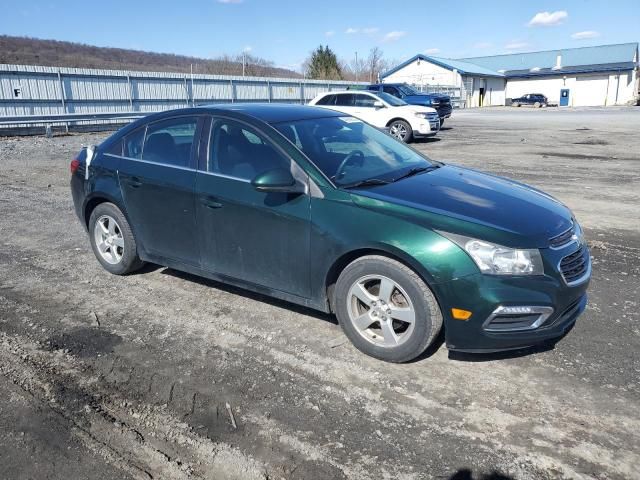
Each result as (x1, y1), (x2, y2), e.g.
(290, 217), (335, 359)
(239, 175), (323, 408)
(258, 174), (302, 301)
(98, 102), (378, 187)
(392, 165), (440, 183)
(342, 178), (391, 189)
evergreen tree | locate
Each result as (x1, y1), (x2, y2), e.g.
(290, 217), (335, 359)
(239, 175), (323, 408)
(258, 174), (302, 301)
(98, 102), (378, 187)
(305, 45), (343, 80)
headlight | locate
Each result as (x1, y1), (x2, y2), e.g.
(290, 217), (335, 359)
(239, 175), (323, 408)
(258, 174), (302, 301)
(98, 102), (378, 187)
(415, 112), (428, 119)
(439, 232), (544, 276)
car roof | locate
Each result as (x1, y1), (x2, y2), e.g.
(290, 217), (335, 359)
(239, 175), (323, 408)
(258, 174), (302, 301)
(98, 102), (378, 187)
(198, 103), (344, 123)
(319, 90), (375, 96)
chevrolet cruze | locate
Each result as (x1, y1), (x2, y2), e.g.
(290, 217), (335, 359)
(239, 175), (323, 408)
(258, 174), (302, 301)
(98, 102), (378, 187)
(70, 104), (590, 362)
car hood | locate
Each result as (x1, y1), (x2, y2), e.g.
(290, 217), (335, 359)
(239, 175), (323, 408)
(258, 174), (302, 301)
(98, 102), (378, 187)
(350, 165), (573, 248)
(395, 105), (437, 115)
(405, 93), (450, 103)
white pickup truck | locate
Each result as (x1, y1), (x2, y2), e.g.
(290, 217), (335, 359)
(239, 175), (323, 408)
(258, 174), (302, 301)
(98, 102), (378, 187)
(309, 90), (440, 143)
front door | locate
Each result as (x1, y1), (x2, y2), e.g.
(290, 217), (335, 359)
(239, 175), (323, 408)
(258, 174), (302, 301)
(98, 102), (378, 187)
(195, 117), (311, 298)
(118, 115), (201, 265)
(560, 89), (570, 106)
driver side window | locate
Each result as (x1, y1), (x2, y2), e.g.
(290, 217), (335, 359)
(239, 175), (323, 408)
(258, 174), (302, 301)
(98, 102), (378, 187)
(208, 119), (290, 181)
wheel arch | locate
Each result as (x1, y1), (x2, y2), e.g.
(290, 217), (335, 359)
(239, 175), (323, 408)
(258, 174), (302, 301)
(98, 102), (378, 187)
(83, 192), (126, 228)
(385, 117), (411, 128)
(324, 246), (441, 313)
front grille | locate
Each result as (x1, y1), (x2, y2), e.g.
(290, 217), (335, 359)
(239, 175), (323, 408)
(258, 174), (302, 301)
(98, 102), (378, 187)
(549, 225), (574, 248)
(559, 247), (589, 284)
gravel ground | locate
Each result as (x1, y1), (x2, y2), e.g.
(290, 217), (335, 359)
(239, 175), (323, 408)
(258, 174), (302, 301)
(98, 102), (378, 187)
(0, 106), (639, 480)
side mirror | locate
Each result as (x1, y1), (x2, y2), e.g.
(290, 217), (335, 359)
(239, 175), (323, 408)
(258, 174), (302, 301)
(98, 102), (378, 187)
(251, 168), (306, 194)
(373, 100), (385, 109)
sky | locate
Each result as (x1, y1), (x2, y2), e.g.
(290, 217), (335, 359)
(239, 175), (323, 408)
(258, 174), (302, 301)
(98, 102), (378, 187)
(1, 0), (638, 72)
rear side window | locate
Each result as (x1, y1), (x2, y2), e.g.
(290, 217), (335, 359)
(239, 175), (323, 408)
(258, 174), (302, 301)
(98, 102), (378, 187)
(124, 127), (145, 159)
(316, 94), (336, 105)
(104, 139), (123, 156)
(334, 94), (354, 106)
(142, 116), (198, 167)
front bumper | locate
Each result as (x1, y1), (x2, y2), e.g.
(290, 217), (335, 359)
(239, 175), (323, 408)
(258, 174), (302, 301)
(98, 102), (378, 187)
(434, 249), (591, 352)
(435, 104), (452, 119)
(413, 129), (438, 139)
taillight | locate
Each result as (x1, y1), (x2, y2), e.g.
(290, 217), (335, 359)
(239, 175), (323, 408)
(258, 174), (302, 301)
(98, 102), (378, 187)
(70, 159), (80, 174)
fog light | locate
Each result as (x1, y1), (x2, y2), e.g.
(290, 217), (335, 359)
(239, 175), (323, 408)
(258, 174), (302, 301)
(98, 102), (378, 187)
(498, 306), (536, 314)
(451, 308), (472, 320)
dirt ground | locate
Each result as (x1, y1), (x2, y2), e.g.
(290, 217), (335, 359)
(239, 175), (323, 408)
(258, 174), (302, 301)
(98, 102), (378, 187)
(0, 106), (639, 480)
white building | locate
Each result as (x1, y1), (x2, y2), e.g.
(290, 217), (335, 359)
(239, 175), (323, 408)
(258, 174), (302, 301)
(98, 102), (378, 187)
(381, 43), (639, 107)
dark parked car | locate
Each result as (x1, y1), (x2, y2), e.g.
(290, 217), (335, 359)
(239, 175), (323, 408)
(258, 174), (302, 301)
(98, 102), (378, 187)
(511, 93), (548, 107)
(366, 83), (453, 125)
(71, 104), (590, 362)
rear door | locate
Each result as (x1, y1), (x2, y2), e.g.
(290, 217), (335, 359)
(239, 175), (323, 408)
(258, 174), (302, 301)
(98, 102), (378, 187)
(195, 116), (311, 297)
(118, 115), (202, 265)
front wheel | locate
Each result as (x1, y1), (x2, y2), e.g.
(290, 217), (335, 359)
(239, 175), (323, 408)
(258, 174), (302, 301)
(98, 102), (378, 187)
(89, 202), (144, 275)
(334, 255), (443, 362)
(388, 120), (413, 143)
(512, 102), (520, 107)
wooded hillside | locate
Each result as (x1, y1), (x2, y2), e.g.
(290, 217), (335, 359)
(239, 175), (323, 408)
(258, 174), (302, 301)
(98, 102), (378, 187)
(0, 35), (302, 78)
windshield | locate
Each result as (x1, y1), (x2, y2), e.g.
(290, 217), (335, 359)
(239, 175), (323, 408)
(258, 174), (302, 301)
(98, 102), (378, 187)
(372, 91), (407, 106)
(274, 116), (435, 187)
(398, 85), (419, 96)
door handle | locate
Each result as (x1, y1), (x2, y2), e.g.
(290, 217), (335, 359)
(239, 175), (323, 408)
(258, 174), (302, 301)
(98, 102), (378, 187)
(201, 196), (223, 209)
(124, 177), (142, 188)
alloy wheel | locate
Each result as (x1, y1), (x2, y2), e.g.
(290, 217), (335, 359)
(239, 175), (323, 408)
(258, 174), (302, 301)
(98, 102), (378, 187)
(389, 122), (408, 141)
(93, 215), (124, 265)
(347, 275), (416, 347)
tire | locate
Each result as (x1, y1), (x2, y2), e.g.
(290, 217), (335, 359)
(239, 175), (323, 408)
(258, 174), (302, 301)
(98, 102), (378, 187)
(534, 102), (541, 108)
(511, 102), (520, 107)
(88, 202), (144, 275)
(334, 255), (443, 363)
(388, 120), (413, 143)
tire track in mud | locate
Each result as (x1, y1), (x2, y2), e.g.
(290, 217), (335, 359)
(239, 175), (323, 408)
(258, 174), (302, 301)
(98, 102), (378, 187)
(0, 331), (268, 480)
(1, 235), (639, 479)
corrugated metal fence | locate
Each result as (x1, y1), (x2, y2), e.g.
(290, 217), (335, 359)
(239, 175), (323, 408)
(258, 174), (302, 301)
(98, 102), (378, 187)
(0, 64), (365, 134)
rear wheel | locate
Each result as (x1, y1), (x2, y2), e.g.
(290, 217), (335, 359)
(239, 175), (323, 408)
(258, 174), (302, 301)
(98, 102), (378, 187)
(389, 120), (413, 143)
(534, 102), (541, 108)
(89, 202), (144, 275)
(512, 101), (520, 107)
(334, 255), (442, 363)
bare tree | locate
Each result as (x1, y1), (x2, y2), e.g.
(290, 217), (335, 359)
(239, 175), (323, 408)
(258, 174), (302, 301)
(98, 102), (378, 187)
(366, 47), (384, 83)
(340, 54), (367, 82)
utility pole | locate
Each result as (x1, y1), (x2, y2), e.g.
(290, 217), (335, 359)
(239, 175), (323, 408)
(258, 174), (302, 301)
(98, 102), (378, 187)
(355, 51), (358, 82)
(242, 52), (246, 77)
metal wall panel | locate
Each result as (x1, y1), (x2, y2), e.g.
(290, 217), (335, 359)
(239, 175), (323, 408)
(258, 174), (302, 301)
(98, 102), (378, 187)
(0, 64), (365, 132)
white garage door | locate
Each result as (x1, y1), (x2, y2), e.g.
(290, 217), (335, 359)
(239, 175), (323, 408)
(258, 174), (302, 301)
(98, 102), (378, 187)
(573, 75), (608, 106)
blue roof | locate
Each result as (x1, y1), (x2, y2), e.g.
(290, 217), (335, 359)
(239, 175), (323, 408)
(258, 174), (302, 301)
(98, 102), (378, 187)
(458, 43), (638, 73)
(382, 43), (638, 80)
(381, 54), (504, 79)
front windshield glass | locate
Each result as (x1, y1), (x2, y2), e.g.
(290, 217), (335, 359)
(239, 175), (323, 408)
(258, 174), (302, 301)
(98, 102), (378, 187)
(274, 116), (435, 187)
(398, 85), (419, 96)
(373, 91), (407, 106)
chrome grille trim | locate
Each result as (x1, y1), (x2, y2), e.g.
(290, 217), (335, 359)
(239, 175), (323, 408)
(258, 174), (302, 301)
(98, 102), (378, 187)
(549, 224), (575, 249)
(558, 246), (591, 286)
